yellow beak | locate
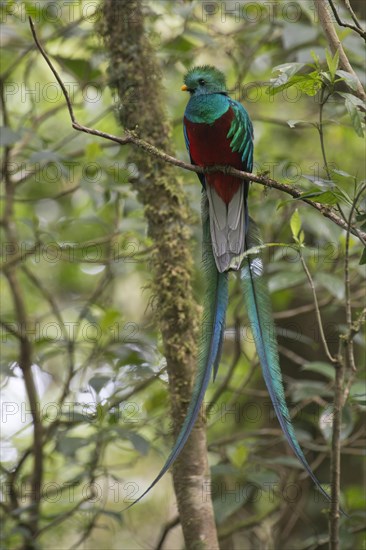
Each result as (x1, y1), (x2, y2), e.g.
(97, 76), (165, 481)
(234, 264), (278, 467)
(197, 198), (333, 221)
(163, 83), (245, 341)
(181, 84), (188, 91)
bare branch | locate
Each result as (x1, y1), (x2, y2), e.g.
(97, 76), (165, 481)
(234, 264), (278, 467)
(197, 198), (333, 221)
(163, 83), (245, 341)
(344, 0), (365, 31)
(327, 0), (366, 40)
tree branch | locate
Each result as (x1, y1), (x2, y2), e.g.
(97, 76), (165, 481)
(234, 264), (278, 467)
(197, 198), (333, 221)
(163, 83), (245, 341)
(314, 0), (366, 101)
(28, 16), (366, 244)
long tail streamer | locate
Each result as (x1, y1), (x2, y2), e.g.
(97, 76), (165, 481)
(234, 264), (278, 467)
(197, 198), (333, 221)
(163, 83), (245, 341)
(124, 192), (228, 509)
(242, 218), (345, 511)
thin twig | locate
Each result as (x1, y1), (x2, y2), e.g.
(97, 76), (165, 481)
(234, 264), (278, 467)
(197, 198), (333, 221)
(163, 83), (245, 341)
(337, 186), (366, 475)
(329, 355), (344, 550)
(327, 0), (366, 40)
(155, 515), (180, 550)
(27, 17), (366, 243)
(29, 18), (75, 124)
(327, 185), (365, 546)
(344, 0), (364, 31)
(343, 183), (366, 374)
(318, 87), (331, 180)
(299, 252), (336, 364)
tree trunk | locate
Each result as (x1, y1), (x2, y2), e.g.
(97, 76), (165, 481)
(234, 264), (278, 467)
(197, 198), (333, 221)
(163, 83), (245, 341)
(100, 1), (219, 548)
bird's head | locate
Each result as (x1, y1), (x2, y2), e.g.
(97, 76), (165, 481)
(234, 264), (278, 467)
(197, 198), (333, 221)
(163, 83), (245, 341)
(182, 65), (227, 96)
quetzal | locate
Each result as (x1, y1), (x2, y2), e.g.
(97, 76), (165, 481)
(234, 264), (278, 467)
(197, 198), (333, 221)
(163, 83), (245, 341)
(127, 65), (335, 509)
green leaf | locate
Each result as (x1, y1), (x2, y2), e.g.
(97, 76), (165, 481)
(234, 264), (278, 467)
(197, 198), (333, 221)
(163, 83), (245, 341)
(230, 445), (248, 468)
(349, 381), (366, 405)
(271, 62), (306, 79)
(336, 70), (359, 91)
(330, 169), (356, 186)
(301, 361), (335, 380)
(297, 190), (339, 205)
(268, 73), (322, 97)
(325, 48), (339, 80)
(333, 187), (354, 207)
(339, 92), (365, 137)
(290, 209), (301, 239)
(267, 63), (306, 95)
(298, 186), (352, 206)
(296, 72), (323, 96)
(310, 50), (320, 66)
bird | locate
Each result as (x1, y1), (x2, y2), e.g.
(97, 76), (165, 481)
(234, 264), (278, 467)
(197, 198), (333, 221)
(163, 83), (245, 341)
(125, 65), (341, 512)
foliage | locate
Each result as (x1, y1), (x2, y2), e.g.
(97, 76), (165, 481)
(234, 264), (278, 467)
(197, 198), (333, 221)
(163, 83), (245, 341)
(1, 1), (365, 549)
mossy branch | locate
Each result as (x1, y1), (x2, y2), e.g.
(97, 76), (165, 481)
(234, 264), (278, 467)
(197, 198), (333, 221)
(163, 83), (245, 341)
(28, 16), (366, 244)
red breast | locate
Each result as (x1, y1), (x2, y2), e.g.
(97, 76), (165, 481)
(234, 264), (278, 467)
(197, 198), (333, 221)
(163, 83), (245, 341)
(184, 108), (243, 204)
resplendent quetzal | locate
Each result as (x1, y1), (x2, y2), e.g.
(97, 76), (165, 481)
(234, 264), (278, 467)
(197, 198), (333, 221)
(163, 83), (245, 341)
(127, 65), (335, 509)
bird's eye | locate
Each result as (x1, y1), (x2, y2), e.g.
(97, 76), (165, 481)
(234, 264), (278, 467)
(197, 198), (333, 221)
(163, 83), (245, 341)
(198, 79), (206, 85)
